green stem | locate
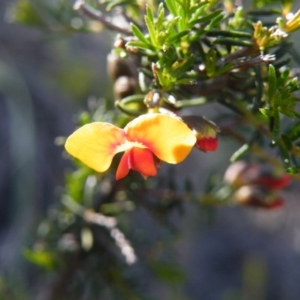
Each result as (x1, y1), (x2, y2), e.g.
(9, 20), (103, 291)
(174, 97), (207, 108)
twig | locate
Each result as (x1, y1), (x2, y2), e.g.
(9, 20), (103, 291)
(74, 0), (132, 35)
(62, 195), (137, 264)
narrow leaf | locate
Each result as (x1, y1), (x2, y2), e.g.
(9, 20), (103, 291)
(281, 134), (293, 150)
(126, 41), (154, 51)
(165, 0), (177, 15)
(171, 55), (195, 76)
(157, 3), (165, 30)
(146, 5), (154, 23)
(215, 63), (234, 76)
(272, 110), (281, 142)
(131, 23), (150, 45)
(213, 38), (253, 47)
(206, 29), (252, 38)
(230, 144), (250, 162)
(190, 9), (223, 26)
(260, 108), (271, 117)
(286, 121), (300, 141)
(145, 15), (158, 47)
(205, 48), (217, 77)
(205, 14), (224, 30)
(169, 29), (190, 43)
(268, 64), (277, 103)
(176, 78), (197, 85)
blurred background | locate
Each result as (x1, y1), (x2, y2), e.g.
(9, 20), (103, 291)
(1, 0), (300, 299)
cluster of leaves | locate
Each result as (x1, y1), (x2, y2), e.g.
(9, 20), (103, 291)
(106, 0), (300, 174)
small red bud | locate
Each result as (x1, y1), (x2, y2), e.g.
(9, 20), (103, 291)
(256, 174), (291, 190)
(223, 161), (250, 187)
(233, 185), (284, 209)
(224, 161), (292, 190)
(181, 115), (220, 152)
(196, 136), (218, 152)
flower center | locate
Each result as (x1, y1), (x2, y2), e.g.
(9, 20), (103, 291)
(115, 140), (147, 153)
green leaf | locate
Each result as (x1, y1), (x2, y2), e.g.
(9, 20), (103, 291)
(190, 9), (223, 27)
(248, 8), (282, 15)
(268, 64), (277, 102)
(272, 110), (281, 142)
(281, 134), (293, 150)
(205, 48), (217, 77)
(253, 66), (264, 111)
(205, 13), (224, 30)
(206, 29), (252, 38)
(171, 55), (195, 77)
(165, 16), (181, 33)
(215, 63), (234, 76)
(121, 94), (145, 104)
(286, 166), (300, 174)
(145, 15), (158, 47)
(23, 248), (57, 270)
(286, 121), (300, 141)
(280, 108), (297, 118)
(131, 23), (150, 45)
(126, 41), (154, 51)
(260, 108), (271, 116)
(157, 3), (165, 30)
(189, 2), (209, 22)
(165, 0), (177, 15)
(169, 29), (190, 43)
(176, 78), (197, 85)
(146, 5), (154, 23)
(230, 144), (250, 162)
(213, 38), (253, 47)
(279, 143), (290, 166)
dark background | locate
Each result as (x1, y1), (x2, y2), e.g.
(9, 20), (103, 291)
(1, 0), (300, 299)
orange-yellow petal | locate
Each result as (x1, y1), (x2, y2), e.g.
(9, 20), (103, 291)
(124, 114), (196, 163)
(65, 122), (126, 172)
(116, 147), (157, 180)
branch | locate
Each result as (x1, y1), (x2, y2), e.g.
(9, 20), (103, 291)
(74, 0), (132, 35)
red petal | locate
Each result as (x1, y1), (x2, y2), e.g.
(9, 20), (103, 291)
(116, 150), (131, 180)
(257, 174), (291, 190)
(130, 147), (157, 178)
(266, 198), (284, 209)
(115, 147), (157, 180)
(196, 137), (218, 152)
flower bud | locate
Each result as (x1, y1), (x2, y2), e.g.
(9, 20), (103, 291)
(224, 161), (259, 187)
(224, 161), (291, 189)
(113, 34), (127, 49)
(233, 185), (284, 209)
(113, 76), (136, 100)
(256, 174), (291, 190)
(107, 53), (134, 81)
(144, 90), (165, 109)
(181, 116), (220, 152)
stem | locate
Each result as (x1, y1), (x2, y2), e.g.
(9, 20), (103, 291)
(74, 0), (132, 35)
(174, 97), (207, 108)
(222, 125), (300, 181)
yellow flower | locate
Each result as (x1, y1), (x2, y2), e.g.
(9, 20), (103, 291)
(65, 114), (196, 179)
